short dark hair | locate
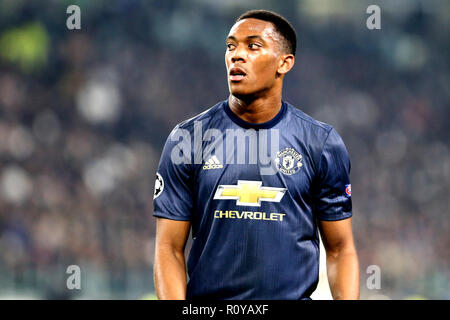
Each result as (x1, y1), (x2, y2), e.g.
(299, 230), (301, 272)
(236, 9), (297, 56)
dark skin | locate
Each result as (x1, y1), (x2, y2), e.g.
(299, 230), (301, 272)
(154, 18), (360, 300)
(225, 18), (294, 123)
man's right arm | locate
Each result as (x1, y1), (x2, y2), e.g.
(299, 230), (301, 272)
(154, 217), (191, 300)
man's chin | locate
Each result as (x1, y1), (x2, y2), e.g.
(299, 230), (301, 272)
(229, 85), (254, 97)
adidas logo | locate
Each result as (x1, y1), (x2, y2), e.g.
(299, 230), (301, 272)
(203, 155), (223, 170)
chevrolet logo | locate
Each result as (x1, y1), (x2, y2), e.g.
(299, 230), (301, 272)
(213, 180), (286, 207)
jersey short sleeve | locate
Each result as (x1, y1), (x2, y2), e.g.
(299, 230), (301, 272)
(314, 128), (352, 221)
(153, 126), (194, 221)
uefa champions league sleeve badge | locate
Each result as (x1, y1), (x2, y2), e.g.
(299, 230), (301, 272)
(274, 147), (303, 175)
(154, 172), (164, 199)
(345, 184), (351, 197)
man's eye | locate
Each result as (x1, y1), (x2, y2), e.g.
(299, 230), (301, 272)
(249, 43), (261, 49)
(226, 43), (235, 50)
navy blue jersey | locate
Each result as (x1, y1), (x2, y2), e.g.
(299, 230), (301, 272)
(153, 100), (352, 299)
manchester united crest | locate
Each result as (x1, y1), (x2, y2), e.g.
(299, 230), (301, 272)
(275, 147), (303, 175)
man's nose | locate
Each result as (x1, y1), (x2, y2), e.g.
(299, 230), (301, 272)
(231, 45), (246, 63)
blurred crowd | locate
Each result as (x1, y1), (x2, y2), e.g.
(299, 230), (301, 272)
(0, 0), (448, 299)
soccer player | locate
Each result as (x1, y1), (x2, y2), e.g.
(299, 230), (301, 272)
(153, 10), (360, 299)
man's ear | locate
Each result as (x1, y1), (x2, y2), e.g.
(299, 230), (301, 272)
(277, 54), (295, 75)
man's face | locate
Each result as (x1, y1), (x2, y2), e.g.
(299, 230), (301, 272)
(225, 18), (284, 97)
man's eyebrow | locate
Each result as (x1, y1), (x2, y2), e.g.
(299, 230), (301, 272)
(226, 35), (265, 42)
(247, 35), (265, 41)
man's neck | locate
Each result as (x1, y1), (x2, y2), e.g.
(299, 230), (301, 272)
(228, 91), (283, 124)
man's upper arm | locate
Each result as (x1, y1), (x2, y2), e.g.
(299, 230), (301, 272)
(318, 218), (356, 255)
(155, 217), (191, 252)
(153, 125), (194, 221)
(315, 128), (352, 221)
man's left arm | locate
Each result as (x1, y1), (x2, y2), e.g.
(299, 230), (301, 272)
(319, 217), (360, 300)
(314, 128), (359, 299)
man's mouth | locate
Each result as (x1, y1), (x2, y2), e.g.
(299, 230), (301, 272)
(229, 67), (247, 81)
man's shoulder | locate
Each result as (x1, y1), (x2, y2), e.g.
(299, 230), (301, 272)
(284, 101), (333, 135)
(175, 101), (225, 131)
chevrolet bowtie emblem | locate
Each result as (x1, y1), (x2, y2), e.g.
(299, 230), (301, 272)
(213, 180), (286, 207)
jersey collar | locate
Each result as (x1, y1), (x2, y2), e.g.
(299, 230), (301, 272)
(223, 99), (287, 129)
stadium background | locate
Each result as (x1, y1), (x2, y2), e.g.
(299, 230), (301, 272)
(0, 0), (448, 299)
